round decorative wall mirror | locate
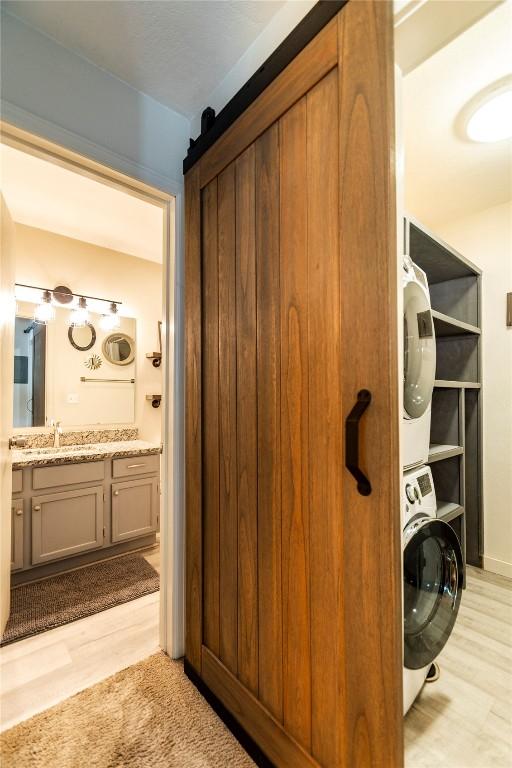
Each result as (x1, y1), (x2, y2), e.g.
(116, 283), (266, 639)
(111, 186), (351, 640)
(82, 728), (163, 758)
(102, 333), (135, 366)
(68, 322), (96, 352)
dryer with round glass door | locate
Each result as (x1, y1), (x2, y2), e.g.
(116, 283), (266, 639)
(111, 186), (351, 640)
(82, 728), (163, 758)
(402, 465), (463, 714)
(403, 256), (436, 469)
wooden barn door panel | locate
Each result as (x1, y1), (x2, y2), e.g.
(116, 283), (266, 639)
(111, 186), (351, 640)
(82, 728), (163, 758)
(278, 95), (312, 751)
(306, 68), (343, 767)
(235, 145), (259, 695)
(255, 123), (283, 722)
(201, 178), (220, 658)
(185, 2), (401, 766)
(338, 4), (401, 765)
(217, 163), (238, 676)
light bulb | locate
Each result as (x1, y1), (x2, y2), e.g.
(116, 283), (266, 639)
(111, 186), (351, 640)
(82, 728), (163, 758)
(99, 302), (120, 331)
(34, 290), (55, 324)
(70, 296), (89, 327)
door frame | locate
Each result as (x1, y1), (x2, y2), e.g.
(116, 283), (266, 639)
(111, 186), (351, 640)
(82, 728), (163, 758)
(0, 120), (184, 658)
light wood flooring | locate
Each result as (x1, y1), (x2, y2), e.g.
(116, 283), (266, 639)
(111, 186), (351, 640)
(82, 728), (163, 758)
(0, 544), (160, 732)
(1, 561), (510, 768)
(405, 566), (512, 768)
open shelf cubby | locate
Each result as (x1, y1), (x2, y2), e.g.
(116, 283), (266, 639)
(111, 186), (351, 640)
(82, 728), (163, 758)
(406, 216), (483, 577)
(436, 501), (464, 525)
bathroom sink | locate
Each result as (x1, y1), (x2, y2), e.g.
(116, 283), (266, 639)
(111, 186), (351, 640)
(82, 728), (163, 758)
(17, 443), (98, 455)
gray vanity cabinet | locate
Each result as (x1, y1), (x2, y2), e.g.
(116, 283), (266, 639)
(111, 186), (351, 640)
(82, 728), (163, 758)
(31, 485), (104, 565)
(11, 501), (24, 571)
(111, 477), (158, 543)
(11, 450), (160, 583)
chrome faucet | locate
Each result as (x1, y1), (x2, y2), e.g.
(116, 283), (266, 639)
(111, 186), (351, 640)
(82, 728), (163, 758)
(49, 419), (63, 448)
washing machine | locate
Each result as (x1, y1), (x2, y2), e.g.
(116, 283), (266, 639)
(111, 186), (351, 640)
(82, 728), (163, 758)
(402, 465), (463, 714)
(403, 256), (436, 469)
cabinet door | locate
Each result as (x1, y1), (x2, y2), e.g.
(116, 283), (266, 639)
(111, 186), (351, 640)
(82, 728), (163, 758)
(111, 477), (158, 543)
(11, 501), (24, 571)
(31, 486), (103, 565)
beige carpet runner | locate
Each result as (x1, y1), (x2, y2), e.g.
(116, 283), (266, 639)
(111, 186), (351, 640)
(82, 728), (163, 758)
(0, 653), (255, 768)
(1, 553), (159, 646)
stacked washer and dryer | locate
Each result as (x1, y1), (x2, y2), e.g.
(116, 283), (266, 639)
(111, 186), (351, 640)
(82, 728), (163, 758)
(402, 255), (464, 714)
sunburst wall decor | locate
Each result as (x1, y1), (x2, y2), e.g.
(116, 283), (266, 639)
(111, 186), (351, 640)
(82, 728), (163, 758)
(84, 354), (102, 371)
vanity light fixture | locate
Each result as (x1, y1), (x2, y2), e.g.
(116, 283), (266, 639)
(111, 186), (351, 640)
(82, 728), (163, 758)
(69, 296), (89, 327)
(34, 289), (55, 324)
(99, 302), (120, 331)
(15, 283), (123, 326)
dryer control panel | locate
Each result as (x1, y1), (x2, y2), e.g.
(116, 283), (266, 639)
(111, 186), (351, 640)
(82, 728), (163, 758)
(402, 465), (437, 527)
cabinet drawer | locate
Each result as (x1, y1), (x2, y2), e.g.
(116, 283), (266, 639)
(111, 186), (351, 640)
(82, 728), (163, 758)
(32, 461), (104, 490)
(31, 486), (104, 564)
(112, 477), (158, 543)
(12, 470), (23, 495)
(112, 454), (159, 478)
(11, 500), (24, 571)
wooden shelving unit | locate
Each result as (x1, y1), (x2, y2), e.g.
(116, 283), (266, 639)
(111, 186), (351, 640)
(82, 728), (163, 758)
(406, 215), (483, 577)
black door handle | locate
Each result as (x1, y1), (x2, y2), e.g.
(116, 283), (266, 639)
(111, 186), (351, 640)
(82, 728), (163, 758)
(345, 389), (372, 496)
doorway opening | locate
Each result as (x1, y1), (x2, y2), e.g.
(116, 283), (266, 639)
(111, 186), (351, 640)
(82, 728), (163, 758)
(0, 122), (180, 732)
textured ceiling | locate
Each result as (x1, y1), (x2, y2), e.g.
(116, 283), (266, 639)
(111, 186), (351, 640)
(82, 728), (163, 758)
(3, 0), (285, 118)
(1, 144), (164, 262)
(403, 1), (512, 228)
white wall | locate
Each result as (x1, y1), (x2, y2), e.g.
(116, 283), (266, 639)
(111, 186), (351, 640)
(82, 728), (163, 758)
(189, 1), (315, 136)
(437, 201), (512, 578)
(0, 11), (189, 192)
(14, 223), (163, 443)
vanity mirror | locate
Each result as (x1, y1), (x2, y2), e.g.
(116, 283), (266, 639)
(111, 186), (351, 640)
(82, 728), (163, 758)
(13, 301), (136, 428)
(68, 322), (96, 351)
(102, 333), (135, 366)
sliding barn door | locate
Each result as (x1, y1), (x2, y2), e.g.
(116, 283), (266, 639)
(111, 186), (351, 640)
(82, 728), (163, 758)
(185, 3), (402, 766)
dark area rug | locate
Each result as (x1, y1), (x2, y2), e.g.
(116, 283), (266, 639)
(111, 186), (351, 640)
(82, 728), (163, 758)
(1, 552), (159, 646)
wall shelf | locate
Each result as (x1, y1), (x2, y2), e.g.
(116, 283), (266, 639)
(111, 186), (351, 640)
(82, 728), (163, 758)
(407, 215), (483, 578)
(428, 444), (463, 463)
(434, 380), (481, 390)
(146, 352), (162, 368)
(432, 310), (480, 338)
(437, 501), (464, 525)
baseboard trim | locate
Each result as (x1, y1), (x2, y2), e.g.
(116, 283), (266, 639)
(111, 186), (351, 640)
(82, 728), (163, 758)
(184, 659), (275, 768)
(483, 556), (512, 579)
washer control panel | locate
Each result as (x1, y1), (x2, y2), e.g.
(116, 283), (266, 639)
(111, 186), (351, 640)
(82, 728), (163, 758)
(403, 465), (436, 526)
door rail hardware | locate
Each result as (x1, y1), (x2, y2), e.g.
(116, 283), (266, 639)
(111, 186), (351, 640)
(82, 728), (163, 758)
(345, 389), (372, 496)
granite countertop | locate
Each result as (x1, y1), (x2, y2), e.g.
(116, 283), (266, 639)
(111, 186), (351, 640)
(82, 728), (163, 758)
(12, 440), (162, 469)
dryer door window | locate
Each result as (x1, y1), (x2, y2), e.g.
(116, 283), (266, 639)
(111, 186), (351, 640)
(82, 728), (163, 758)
(403, 280), (436, 419)
(403, 518), (463, 670)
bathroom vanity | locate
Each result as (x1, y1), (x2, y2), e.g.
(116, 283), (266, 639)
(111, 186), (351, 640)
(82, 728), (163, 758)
(10, 440), (161, 584)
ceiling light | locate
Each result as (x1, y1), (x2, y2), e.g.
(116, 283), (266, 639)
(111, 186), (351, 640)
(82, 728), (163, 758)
(70, 296), (89, 327)
(100, 302), (120, 331)
(466, 82), (512, 143)
(34, 290), (55, 324)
